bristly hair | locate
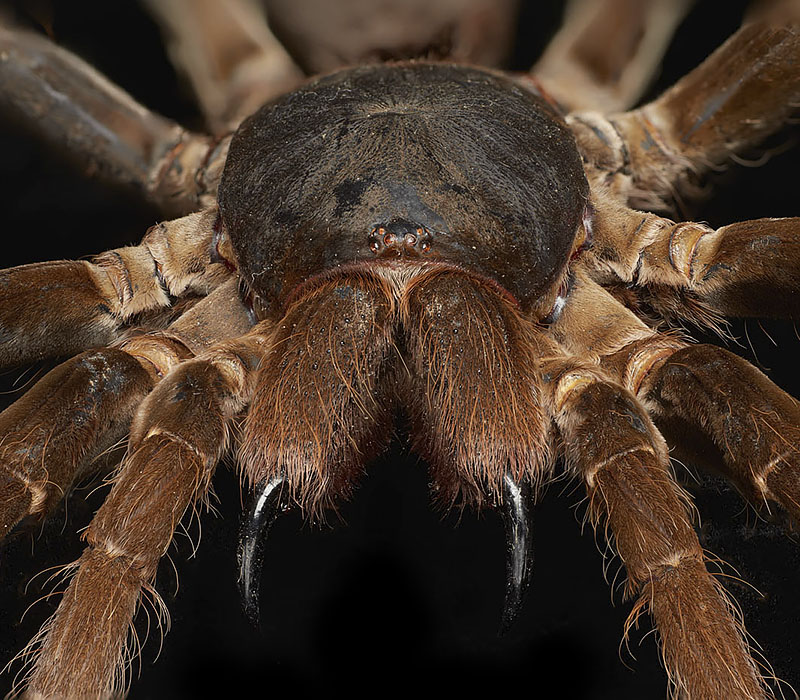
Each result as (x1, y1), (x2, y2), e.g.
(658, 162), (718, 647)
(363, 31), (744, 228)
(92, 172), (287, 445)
(400, 267), (553, 509)
(238, 270), (398, 520)
(234, 265), (551, 518)
(239, 264), (554, 517)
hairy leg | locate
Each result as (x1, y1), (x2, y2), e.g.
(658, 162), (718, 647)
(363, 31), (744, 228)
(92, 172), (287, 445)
(544, 272), (786, 696)
(531, 0), (694, 112)
(585, 190), (800, 324)
(545, 360), (769, 698)
(0, 279), (250, 543)
(0, 207), (234, 367)
(641, 344), (800, 522)
(568, 21), (800, 210)
(16, 320), (268, 698)
(0, 23), (227, 215)
(550, 269), (800, 522)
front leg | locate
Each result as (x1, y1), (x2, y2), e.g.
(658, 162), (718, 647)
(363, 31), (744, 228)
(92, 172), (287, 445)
(16, 324), (268, 698)
(0, 23), (226, 214)
(545, 362), (770, 699)
(569, 21), (800, 210)
(0, 279), (249, 544)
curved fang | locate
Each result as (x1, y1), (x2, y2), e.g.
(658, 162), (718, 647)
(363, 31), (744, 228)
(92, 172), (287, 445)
(237, 475), (286, 627)
(499, 472), (534, 635)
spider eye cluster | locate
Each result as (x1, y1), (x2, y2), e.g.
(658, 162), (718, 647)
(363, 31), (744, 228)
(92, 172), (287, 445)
(368, 219), (433, 257)
(219, 62), (589, 319)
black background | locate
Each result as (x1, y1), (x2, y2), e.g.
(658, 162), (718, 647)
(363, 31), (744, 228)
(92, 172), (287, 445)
(0, 1), (799, 698)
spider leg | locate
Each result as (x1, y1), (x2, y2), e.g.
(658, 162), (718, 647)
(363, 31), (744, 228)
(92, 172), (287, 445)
(15, 316), (268, 698)
(545, 360), (769, 699)
(0, 278), (249, 543)
(142, 0), (303, 134)
(530, 0), (694, 112)
(553, 271), (800, 523)
(0, 23), (226, 215)
(545, 274), (771, 698)
(568, 21), (800, 210)
(586, 190), (800, 324)
(640, 344), (800, 523)
(0, 207), (233, 367)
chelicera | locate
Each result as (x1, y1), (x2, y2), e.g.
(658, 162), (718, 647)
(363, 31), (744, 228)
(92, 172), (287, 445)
(1, 2), (800, 698)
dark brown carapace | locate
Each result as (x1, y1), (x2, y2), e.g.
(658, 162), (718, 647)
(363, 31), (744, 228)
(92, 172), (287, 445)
(220, 62), (588, 316)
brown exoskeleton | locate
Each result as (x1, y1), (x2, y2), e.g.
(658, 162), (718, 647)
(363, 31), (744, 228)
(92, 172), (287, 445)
(2, 1), (800, 698)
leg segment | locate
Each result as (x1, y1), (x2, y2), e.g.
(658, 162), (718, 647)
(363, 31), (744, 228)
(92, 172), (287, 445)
(546, 364), (769, 699)
(400, 270), (551, 507)
(642, 344), (800, 521)
(569, 21), (800, 209)
(0, 24), (227, 215)
(239, 273), (397, 515)
(546, 268), (657, 361)
(0, 279), (250, 542)
(143, 0), (303, 133)
(18, 324), (268, 698)
(0, 346), (166, 542)
(584, 195), (800, 323)
(0, 207), (233, 367)
(531, 0), (694, 112)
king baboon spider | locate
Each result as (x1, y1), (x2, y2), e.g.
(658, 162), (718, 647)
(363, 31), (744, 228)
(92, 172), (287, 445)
(2, 0), (800, 698)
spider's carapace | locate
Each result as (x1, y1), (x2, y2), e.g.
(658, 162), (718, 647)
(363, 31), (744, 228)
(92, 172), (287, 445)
(218, 63), (589, 318)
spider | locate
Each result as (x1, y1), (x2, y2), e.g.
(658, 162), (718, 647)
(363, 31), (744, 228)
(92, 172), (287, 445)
(1, 1), (800, 700)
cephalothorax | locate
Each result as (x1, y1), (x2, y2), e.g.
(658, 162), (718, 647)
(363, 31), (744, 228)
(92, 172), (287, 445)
(2, 1), (800, 698)
(221, 62), (587, 316)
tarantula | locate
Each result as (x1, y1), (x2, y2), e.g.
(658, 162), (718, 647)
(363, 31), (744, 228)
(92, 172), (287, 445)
(2, 0), (800, 697)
